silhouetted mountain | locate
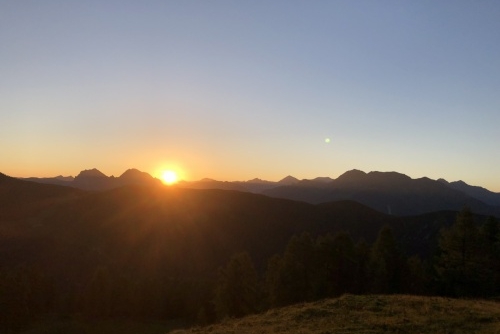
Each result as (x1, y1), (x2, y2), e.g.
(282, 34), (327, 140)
(118, 168), (162, 187)
(0, 173), (476, 275)
(247, 178), (272, 184)
(439, 179), (500, 207)
(310, 176), (334, 183)
(278, 175), (299, 185)
(1, 171), (494, 324)
(178, 178), (248, 191)
(75, 168), (107, 179)
(20, 168), (500, 217)
(0, 172), (83, 219)
(180, 175), (299, 193)
(335, 169), (367, 183)
(236, 178), (277, 193)
(22, 175), (74, 187)
(24, 168), (162, 191)
(72, 168), (114, 190)
(263, 170), (500, 217)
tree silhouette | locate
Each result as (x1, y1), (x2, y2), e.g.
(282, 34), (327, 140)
(315, 232), (357, 297)
(435, 207), (485, 296)
(369, 225), (403, 293)
(279, 233), (316, 304)
(214, 252), (259, 319)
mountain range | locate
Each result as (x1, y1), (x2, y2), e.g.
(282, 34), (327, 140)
(0, 171), (461, 277)
(0, 169), (496, 321)
(22, 168), (161, 191)
(20, 168), (500, 217)
(2, 169), (497, 330)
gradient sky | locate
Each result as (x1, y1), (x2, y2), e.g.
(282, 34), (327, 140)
(1, 1), (500, 190)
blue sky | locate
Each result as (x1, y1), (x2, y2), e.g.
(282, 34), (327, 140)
(1, 1), (499, 190)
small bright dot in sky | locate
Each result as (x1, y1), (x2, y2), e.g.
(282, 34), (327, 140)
(325, 138), (331, 143)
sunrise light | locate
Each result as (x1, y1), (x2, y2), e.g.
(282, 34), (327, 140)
(161, 170), (178, 185)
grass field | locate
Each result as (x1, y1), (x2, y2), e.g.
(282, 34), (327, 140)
(171, 294), (500, 334)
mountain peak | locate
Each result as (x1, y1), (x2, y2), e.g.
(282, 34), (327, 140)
(119, 168), (153, 180)
(278, 175), (299, 185)
(437, 178), (449, 184)
(453, 180), (468, 186)
(336, 169), (367, 182)
(247, 178), (273, 184)
(75, 168), (107, 179)
(199, 178), (217, 183)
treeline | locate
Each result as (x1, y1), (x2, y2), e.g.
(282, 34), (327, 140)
(0, 208), (498, 332)
(213, 208), (500, 320)
(0, 266), (212, 333)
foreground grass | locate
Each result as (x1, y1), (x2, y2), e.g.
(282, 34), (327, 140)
(172, 294), (500, 334)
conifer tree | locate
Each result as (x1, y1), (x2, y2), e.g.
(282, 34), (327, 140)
(279, 233), (316, 304)
(264, 254), (285, 308)
(354, 239), (370, 294)
(435, 207), (484, 296)
(403, 255), (428, 295)
(214, 252), (259, 319)
(478, 216), (500, 295)
(369, 225), (402, 293)
(316, 232), (356, 297)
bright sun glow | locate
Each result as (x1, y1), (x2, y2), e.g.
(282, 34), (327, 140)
(161, 170), (178, 185)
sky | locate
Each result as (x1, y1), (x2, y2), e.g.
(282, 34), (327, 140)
(1, 1), (500, 190)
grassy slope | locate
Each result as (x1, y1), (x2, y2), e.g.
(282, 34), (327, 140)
(172, 294), (500, 334)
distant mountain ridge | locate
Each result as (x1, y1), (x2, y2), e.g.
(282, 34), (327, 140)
(177, 169), (500, 217)
(438, 178), (500, 207)
(18, 168), (500, 217)
(22, 168), (161, 191)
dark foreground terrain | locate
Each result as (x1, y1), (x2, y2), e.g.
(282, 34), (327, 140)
(171, 294), (500, 334)
(19, 294), (500, 334)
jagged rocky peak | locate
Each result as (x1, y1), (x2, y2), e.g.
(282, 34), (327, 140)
(75, 168), (107, 179)
(119, 168), (152, 180)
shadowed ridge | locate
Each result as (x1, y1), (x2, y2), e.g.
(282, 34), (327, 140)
(278, 175), (299, 185)
(0, 172), (84, 218)
(0, 172), (15, 184)
(447, 179), (500, 207)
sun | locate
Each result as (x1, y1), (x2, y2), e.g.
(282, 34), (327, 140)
(161, 170), (178, 185)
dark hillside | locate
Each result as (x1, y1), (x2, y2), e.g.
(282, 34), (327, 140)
(0, 179), (473, 284)
(0, 172), (83, 219)
(1, 174), (497, 332)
